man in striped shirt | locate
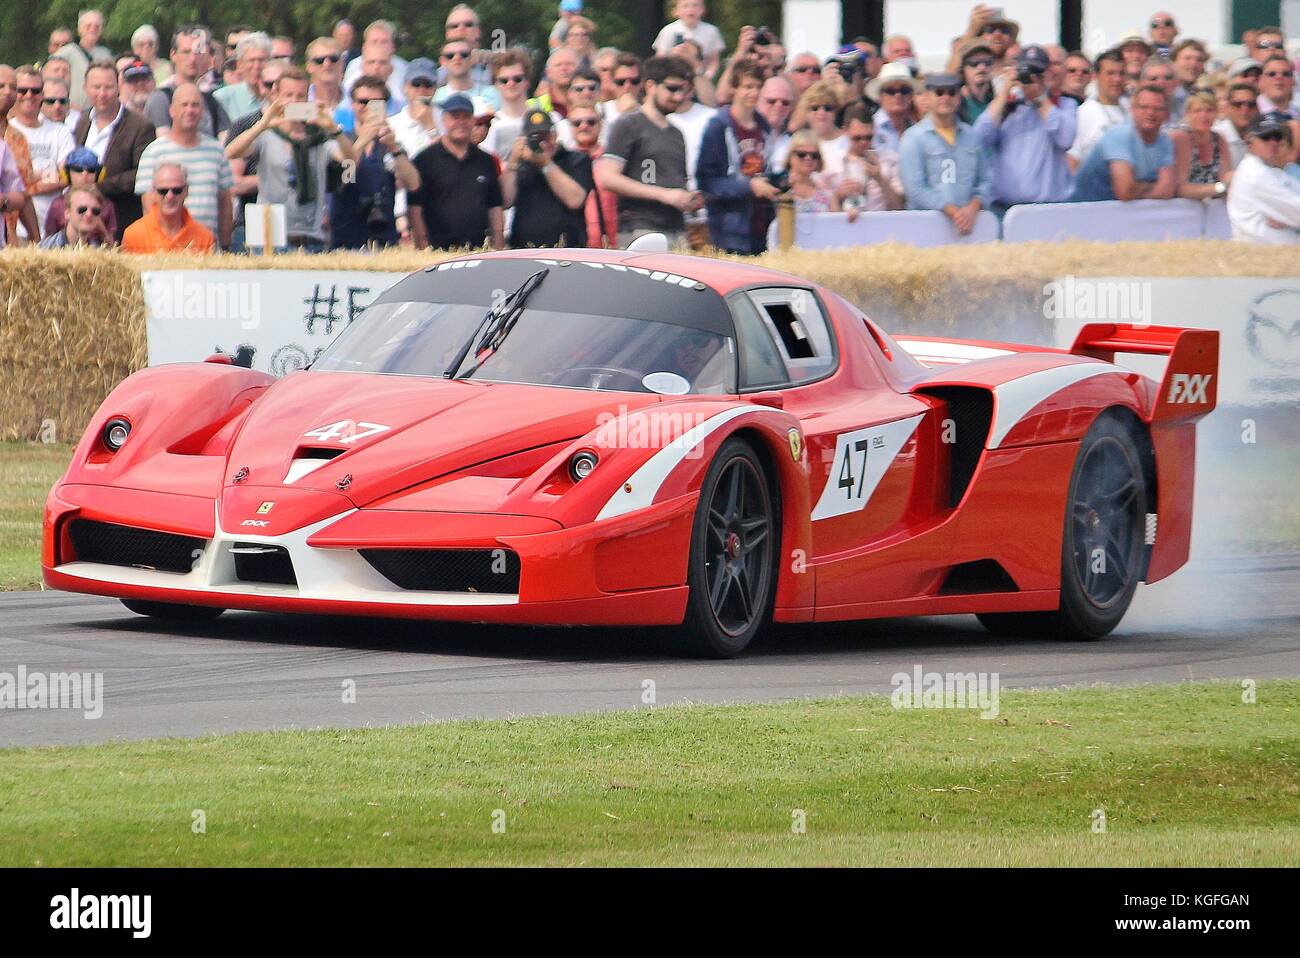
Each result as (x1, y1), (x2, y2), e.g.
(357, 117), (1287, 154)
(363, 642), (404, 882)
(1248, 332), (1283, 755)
(134, 83), (233, 247)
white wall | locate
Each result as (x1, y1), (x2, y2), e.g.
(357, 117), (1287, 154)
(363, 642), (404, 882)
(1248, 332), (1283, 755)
(782, 0), (844, 58)
(884, 1), (1059, 70)
(1081, 0), (1231, 55)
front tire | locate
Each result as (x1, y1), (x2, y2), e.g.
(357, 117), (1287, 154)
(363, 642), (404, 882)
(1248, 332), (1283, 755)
(979, 416), (1147, 640)
(681, 438), (779, 657)
(121, 599), (225, 622)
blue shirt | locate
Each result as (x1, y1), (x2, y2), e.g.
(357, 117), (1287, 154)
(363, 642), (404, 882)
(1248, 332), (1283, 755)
(975, 97), (1076, 205)
(1069, 122), (1174, 202)
(897, 115), (993, 211)
(334, 96), (403, 136)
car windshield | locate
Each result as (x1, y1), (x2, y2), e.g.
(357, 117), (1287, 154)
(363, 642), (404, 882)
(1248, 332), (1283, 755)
(312, 300), (737, 395)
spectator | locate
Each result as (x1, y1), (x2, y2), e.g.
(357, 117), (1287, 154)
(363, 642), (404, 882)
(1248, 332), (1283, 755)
(42, 57), (72, 91)
(593, 47), (620, 99)
(135, 83), (234, 247)
(563, 17), (598, 72)
(1148, 12), (1179, 56)
(1227, 114), (1300, 244)
(224, 61), (286, 251)
(271, 37), (295, 64)
(1043, 45), (1068, 100)
(224, 69), (353, 252)
(9, 66), (75, 238)
(1140, 57), (1183, 121)
(339, 51), (406, 129)
(556, 68), (601, 147)
(787, 52), (822, 97)
(653, 0), (725, 79)
(39, 183), (111, 248)
(882, 35), (915, 64)
(532, 47), (579, 118)
(1170, 91), (1233, 200)
(947, 6), (1014, 73)
(224, 27), (251, 61)
(442, 5), (492, 87)
(215, 34), (270, 124)
(1228, 58), (1263, 90)
(435, 40), (499, 111)
(1248, 27), (1286, 65)
(144, 29), (231, 139)
(1258, 54), (1298, 118)
(0, 66), (40, 244)
(119, 59), (155, 114)
(1068, 85), (1175, 202)
(898, 72), (992, 235)
(792, 81), (850, 178)
(1062, 51), (1092, 103)
(1172, 39), (1208, 100)
(716, 25), (775, 107)
(343, 21), (409, 95)
(851, 38), (883, 81)
(596, 55), (700, 248)
(784, 130), (838, 213)
(831, 102), (903, 212)
(866, 63), (919, 154)
(822, 47), (867, 110)
(666, 59), (715, 250)
(330, 76), (420, 250)
(976, 50), (1076, 210)
(0, 131), (27, 249)
(551, 1), (584, 50)
(1115, 32), (1154, 89)
(409, 94), (504, 249)
(696, 63), (779, 254)
(1214, 82), (1261, 167)
(390, 59), (441, 158)
(758, 74), (795, 169)
(73, 61), (155, 238)
(121, 162), (214, 252)
(42, 78), (77, 130)
(1069, 50), (1128, 170)
(132, 25), (171, 85)
(956, 37), (996, 124)
(567, 105), (616, 247)
(602, 54), (643, 126)
(671, 37), (716, 108)
(334, 21), (360, 71)
(486, 51), (533, 159)
(54, 9), (112, 110)
(44, 148), (116, 237)
(48, 28), (73, 57)
(500, 108), (591, 247)
(306, 38), (345, 112)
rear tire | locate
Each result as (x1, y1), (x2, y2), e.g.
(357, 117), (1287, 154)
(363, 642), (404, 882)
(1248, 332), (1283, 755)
(680, 438), (779, 658)
(978, 416), (1147, 640)
(121, 599), (225, 621)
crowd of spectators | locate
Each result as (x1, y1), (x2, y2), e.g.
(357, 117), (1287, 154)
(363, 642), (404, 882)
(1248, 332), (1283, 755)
(1, 2), (1298, 253)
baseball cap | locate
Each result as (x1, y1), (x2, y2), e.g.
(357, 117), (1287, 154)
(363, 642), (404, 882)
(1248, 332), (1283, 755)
(406, 57), (438, 85)
(560, 0), (582, 11)
(440, 92), (474, 114)
(923, 72), (962, 91)
(64, 147), (102, 171)
(122, 58), (153, 80)
(1017, 45), (1051, 74)
(1249, 112), (1292, 139)
(1228, 57), (1263, 79)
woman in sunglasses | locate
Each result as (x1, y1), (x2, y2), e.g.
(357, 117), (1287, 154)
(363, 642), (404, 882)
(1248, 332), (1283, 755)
(791, 81), (849, 179)
(785, 130), (846, 218)
(43, 149), (117, 238)
(38, 184), (111, 248)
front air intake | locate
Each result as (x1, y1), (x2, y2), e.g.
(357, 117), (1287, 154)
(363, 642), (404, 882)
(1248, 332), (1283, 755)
(67, 519), (203, 574)
(231, 543), (297, 586)
(360, 549), (521, 593)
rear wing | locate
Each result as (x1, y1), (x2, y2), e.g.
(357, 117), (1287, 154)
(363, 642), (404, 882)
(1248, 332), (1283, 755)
(1070, 323), (1219, 422)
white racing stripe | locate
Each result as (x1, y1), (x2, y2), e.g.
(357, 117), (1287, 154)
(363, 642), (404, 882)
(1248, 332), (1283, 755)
(989, 363), (1118, 449)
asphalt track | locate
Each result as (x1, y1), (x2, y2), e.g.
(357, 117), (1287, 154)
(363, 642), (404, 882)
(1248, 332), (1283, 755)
(1, 554), (1297, 747)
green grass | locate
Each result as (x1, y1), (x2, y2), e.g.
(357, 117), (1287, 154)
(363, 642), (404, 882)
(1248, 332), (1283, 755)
(0, 442), (71, 591)
(1, 682), (1296, 866)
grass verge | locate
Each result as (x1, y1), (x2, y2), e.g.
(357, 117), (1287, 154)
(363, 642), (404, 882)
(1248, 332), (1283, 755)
(0, 442), (70, 591)
(0, 681), (1296, 866)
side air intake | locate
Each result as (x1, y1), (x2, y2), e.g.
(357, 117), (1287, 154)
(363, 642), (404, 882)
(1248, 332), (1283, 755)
(918, 386), (993, 508)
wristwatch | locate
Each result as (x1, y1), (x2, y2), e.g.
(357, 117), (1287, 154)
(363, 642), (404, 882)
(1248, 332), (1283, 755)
(542, 162), (557, 175)
(1212, 181), (1226, 197)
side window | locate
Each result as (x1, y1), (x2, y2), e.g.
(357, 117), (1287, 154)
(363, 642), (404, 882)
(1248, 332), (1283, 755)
(746, 287), (836, 385)
(730, 293), (789, 389)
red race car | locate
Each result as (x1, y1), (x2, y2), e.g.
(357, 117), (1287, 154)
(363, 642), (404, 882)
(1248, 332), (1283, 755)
(44, 250), (1218, 656)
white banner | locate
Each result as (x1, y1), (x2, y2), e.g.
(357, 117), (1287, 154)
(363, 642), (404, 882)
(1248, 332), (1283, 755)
(1048, 277), (1300, 407)
(141, 270), (408, 376)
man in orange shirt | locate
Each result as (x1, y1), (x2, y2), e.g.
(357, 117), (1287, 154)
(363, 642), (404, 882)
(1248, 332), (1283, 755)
(121, 162), (214, 252)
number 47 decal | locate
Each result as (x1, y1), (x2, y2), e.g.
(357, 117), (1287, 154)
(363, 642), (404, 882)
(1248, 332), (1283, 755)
(811, 414), (925, 521)
(303, 420), (391, 444)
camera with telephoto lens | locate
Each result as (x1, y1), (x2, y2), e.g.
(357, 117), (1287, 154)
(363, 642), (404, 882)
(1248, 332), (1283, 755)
(765, 169), (789, 192)
(754, 26), (775, 47)
(1016, 66), (1038, 85)
(363, 192), (389, 237)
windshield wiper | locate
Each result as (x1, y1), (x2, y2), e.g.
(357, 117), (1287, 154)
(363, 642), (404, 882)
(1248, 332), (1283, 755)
(443, 268), (550, 379)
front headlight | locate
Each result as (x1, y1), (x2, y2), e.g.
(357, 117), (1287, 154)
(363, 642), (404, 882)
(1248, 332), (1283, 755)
(103, 417), (132, 451)
(568, 450), (599, 481)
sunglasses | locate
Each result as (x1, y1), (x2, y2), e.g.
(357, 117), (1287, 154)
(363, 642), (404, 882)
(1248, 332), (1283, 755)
(792, 150), (820, 160)
(354, 97), (386, 107)
(66, 165), (99, 174)
(660, 81), (690, 94)
(408, 78), (435, 88)
(1263, 70), (1294, 79)
(1239, 68), (1262, 77)
(930, 87), (960, 97)
(570, 83), (597, 94)
(441, 50), (471, 60)
(881, 86), (913, 96)
(74, 205), (103, 215)
(1229, 99), (1258, 108)
(762, 97), (792, 106)
(848, 133), (873, 142)
(44, 97), (68, 105)
(310, 55), (341, 65)
(496, 74), (527, 85)
(1151, 18), (1175, 28)
(965, 57), (994, 68)
(808, 103), (836, 112)
(613, 76), (641, 86)
(1255, 40), (1283, 49)
(982, 25), (1013, 35)
(155, 185), (186, 195)
(17, 87), (43, 96)
(571, 117), (600, 127)
(1256, 131), (1286, 142)
(447, 20), (476, 29)
(791, 65), (821, 74)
